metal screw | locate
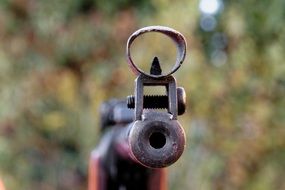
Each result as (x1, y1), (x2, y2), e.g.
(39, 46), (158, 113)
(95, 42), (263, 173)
(127, 87), (186, 115)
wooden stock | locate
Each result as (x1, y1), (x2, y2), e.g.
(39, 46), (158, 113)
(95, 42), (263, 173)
(0, 178), (5, 190)
(148, 168), (167, 190)
(88, 152), (106, 190)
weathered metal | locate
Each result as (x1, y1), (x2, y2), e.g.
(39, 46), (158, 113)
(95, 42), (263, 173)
(126, 87), (186, 115)
(129, 111), (185, 168)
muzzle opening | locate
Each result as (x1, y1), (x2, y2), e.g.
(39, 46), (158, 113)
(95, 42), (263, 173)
(149, 131), (166, 149)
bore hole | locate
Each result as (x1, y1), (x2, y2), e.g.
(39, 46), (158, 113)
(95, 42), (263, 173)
(149, 132), (166, 149)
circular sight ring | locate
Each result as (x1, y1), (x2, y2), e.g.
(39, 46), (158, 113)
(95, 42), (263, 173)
(126, 26), (187, 78)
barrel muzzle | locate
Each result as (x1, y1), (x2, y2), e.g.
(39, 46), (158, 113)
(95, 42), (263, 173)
(128, 112), (185, 168)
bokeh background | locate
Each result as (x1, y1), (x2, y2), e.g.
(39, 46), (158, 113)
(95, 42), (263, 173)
(0, 0), (284, 189)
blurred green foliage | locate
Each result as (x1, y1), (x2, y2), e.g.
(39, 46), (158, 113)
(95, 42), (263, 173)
(0, 0), (284, 189)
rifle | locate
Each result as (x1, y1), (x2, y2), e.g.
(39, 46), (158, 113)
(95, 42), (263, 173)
(88, 26), (187, 190)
